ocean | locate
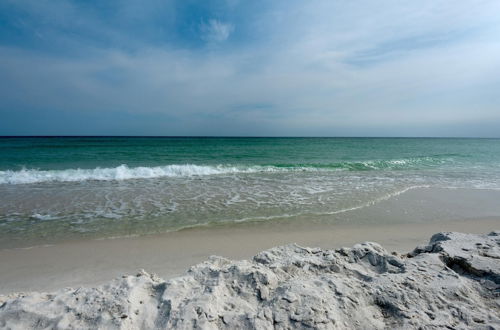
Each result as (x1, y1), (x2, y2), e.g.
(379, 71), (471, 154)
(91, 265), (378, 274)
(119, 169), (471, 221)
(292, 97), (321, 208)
(1, 137), (500, 248)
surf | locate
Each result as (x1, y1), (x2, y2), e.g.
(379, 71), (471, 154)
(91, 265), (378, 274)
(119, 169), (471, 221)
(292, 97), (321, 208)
(0, 156), (455, 184)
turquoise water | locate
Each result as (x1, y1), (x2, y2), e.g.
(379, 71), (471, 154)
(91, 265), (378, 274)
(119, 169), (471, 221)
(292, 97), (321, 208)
(1, 137), (500, 246)
(2, 137), (500, 172)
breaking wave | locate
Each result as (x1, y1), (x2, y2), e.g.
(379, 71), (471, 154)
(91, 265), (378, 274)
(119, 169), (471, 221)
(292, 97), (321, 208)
(0, 164), (251, 184)
(0, 156), (453, 184)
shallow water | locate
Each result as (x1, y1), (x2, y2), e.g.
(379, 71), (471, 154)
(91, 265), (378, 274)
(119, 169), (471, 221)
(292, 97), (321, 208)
(1, 137), (500, 247)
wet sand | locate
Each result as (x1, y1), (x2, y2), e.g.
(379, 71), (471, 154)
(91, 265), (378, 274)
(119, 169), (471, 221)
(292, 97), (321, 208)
(0, 216), (498, 295)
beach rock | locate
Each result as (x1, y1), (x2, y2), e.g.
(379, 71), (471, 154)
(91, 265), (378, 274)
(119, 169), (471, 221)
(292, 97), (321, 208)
(0, 231), (499, 329)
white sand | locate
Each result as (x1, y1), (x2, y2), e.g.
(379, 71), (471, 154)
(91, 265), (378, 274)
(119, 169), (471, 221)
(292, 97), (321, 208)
(1, 231), (499, 329)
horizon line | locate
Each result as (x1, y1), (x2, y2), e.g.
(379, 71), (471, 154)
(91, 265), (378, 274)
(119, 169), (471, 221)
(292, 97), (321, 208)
(1, 135), (499, 139)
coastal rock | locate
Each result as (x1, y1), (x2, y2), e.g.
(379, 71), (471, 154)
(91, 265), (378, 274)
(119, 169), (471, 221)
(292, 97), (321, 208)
(0, 232), (499, 329)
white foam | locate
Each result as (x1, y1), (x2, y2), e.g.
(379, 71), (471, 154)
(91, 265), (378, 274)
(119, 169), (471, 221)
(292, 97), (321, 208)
(30, 213), (60, 221)
(0, 164), (317, 185)
(0, 156), (457, 185)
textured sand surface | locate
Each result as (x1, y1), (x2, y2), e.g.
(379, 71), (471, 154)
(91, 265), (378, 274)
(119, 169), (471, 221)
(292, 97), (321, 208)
(1, 231), (499, 329)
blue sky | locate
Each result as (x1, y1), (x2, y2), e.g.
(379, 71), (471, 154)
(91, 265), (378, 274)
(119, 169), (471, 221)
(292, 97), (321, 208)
(1, 0), (500, 136)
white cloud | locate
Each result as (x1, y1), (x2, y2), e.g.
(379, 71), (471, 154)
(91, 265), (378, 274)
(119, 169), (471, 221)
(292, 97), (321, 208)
(200, 19), (234, 43)
(2, 0), (500, 136)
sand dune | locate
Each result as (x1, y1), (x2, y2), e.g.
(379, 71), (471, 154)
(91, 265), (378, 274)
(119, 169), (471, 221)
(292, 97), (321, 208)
(1, 231), (499, 329)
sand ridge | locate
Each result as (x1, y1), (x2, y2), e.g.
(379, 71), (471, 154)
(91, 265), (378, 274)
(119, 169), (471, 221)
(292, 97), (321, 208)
(1, 231), (499, 329)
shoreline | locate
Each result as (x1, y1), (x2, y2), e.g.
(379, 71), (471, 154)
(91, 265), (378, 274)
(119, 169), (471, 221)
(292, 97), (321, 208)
(3, 186), (500, 250)
(0, 216), (498, 295)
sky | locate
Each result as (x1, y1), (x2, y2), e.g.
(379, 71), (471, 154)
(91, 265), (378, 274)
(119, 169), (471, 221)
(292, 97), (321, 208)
(1, 0), (500, 137)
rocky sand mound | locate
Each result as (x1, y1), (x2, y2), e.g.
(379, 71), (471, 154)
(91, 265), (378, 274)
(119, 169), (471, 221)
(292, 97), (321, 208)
(0, 231), (499, 329)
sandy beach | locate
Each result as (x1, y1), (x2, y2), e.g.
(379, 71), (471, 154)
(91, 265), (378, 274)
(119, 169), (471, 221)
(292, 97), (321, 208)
(1, 175), (500, 329)
(1, 229), (499, 329)
(2, 145), (500, 330)
(2, 0), (500, 327)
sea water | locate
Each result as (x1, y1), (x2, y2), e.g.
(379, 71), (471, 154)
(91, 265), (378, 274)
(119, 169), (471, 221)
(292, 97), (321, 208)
(1, 137), (500, 247)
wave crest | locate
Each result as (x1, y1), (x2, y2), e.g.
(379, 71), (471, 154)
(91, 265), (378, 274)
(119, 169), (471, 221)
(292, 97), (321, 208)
(0, 164), (254, 184)
(0, 157), (452, 184)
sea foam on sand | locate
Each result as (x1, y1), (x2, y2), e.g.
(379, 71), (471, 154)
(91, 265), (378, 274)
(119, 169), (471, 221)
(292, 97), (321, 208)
(0, 231), (499, 329)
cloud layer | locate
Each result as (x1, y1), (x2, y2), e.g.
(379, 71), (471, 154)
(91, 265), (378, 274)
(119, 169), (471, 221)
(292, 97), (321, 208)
(1, 0), (500, 136)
